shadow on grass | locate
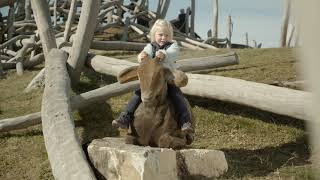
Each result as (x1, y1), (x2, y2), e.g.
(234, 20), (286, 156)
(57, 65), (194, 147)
(0, 127), (43, 139)
(73, 68), (120, 144)
(221, 136), (311, 178)
(186, 95), (306, 130)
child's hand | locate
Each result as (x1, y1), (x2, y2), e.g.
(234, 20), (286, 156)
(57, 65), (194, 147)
(155, 51), (165, 61)
(140, 51), (148, 59)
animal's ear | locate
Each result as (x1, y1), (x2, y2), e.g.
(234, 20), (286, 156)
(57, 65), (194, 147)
(117, 65), (139, 84)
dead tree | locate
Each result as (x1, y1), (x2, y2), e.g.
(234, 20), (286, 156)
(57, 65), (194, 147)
(42, 49), (96, 180)
(226, 15), (232, 48)
(280, 0), (291, 47)
(190, 0), (195, 37)
(67, 0), (101, 85)
(212, 0), (219, 46)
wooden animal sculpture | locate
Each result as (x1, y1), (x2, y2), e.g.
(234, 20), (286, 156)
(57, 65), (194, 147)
(118, 56), (194, 149)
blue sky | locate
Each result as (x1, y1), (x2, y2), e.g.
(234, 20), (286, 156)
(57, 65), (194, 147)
(1, 0), (283, 48)
(154, 0), (283, 48)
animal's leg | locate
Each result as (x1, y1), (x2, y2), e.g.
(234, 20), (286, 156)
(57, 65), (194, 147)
(158, 133), (186, 149)
(125, 135), (140, 145)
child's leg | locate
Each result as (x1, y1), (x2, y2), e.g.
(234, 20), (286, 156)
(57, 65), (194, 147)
(167, 84), (193, 133)
(126, 89), (142, 114)
(112, 89), (142, 129)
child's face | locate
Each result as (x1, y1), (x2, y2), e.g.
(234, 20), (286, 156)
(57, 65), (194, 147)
(155, 31), (170, 46)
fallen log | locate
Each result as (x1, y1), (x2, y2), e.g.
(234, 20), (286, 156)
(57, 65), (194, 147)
(41, 49), (96, 180)
(90, 41), (146, 51)
(87, 52), (239, 76)
(174, 36), (217, 49)
(0, 81), (139, 132)
(88, 55), (310, 120)
(3, 53), (44, 70)
(0, 35), (30, 50)
(1, 53), (238, 131)
(176, 52), (238, 72)
(182, 74), (311, 121)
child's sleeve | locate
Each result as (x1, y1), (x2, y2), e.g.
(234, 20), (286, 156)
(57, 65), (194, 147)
(158, 42), (180, 64)
(137, 43), (153, 63)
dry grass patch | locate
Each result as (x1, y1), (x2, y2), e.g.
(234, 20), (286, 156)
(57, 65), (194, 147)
(0, 47), (313, 179)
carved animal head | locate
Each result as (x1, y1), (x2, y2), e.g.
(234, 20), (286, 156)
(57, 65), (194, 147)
(138, 57), (169, 103)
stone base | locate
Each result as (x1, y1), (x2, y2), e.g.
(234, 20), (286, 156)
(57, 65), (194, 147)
(87, 137), (228, 180)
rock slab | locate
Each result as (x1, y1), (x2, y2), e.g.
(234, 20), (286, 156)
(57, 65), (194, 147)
(87, 137), (228, 180)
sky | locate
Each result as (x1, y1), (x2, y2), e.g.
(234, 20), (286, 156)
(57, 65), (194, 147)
(0, 0), (284, 48)
(151, 0), (284, 48)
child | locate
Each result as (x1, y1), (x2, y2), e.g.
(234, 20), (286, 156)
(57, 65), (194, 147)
(112, 19), (193, 133)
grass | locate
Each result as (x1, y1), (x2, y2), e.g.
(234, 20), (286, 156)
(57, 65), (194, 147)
(0, 47), (314, 179)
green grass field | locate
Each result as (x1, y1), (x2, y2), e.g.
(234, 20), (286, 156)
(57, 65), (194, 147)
(0, 47), (314, 179)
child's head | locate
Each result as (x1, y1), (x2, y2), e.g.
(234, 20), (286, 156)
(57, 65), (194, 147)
(150, 19), (173, 46)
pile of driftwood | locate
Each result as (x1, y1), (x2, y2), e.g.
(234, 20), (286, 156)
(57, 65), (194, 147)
(0, 0), (224, 77)
(0, 0), (311, 179)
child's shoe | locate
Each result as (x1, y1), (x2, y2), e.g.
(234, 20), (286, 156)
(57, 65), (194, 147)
(181, 122), (194, 133)
(112, 112), (133, 129)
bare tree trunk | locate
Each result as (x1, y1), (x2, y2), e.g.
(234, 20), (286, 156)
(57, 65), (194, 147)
(26, 0), (58, 93)
(41, 49), (96, 180)
(227, 15), (232, 48)
(212, 0), (219, 46)
(67, 0), (101, 85)
(185, 7), (190, 36)
(280, 0), (291, 47)
(115, 0), (123, 23)
(7, 5), (15, 50)
(53, 0), (57, 28)
(121, 17), (129, 41)
(63, 0), (77, 42)
(190, 0), (195, 37)
(253, 40), (257, 48)
(31, 0), (57, 57)
(0, 60), (4, 76)
(25, 0), (32, 20)
(17, 0), (26, 18)
(159, 0), (170, 19)
(287, 25), (295, 47)
(156, 0), (163, 19)
(245, 32), (249, 47)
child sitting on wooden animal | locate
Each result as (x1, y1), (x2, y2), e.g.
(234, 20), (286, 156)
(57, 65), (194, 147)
(112, 19), (193, 133)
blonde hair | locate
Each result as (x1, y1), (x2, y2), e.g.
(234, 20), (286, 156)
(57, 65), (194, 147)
(149, 19), (173, 42)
